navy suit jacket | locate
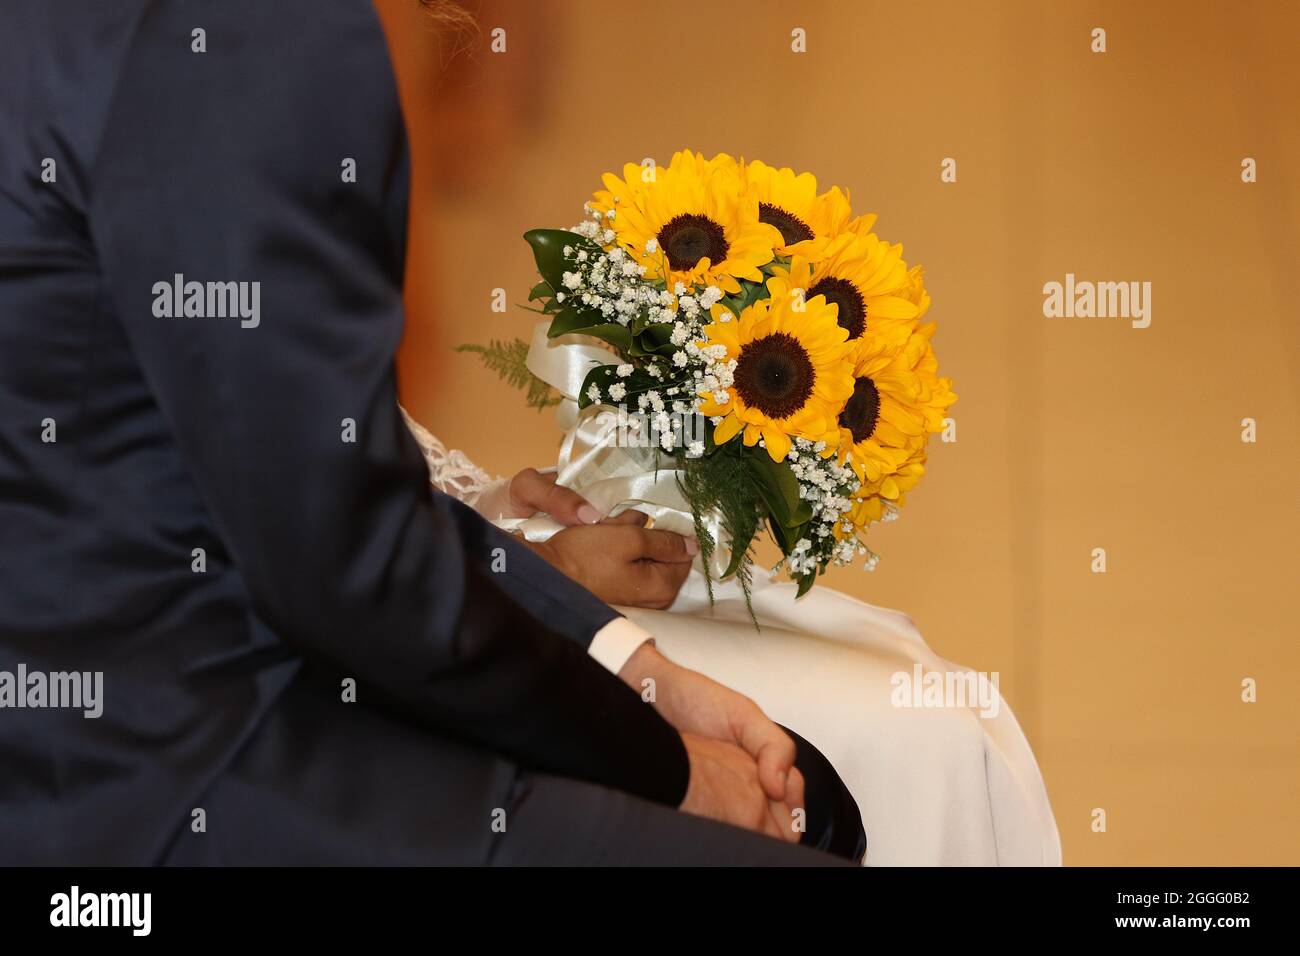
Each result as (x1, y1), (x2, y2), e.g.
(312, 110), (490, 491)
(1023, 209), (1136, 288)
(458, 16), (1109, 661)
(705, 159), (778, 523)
(0, 0), (688, 864)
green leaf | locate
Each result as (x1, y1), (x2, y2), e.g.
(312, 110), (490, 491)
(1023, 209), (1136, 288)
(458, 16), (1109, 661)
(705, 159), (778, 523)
(576, 365), (669, 410)
(546, 305), (598, 335)
(794, 571), (816, 599)
(718, 277), (770, 319)
(747, 450), (812, 527)
(767, 515), (805, 554)
(524, 229), (600, 291)
(546, 309), (633, 352)
(576, 364), (619, 408)
(630, 322), (679, 357)
(523, 280), (564, 315)
(721, 537), (751, 579)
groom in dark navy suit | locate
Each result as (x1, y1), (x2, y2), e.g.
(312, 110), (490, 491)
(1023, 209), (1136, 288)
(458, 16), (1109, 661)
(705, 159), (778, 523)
(0, 0), (862, 865)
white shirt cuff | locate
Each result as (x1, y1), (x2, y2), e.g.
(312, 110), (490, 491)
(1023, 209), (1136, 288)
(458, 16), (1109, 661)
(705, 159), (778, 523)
(588, 617), (653, 675)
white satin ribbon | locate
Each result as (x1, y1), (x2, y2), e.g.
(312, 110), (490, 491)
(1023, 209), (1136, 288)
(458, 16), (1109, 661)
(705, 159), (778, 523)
(495, 322), (730, 576)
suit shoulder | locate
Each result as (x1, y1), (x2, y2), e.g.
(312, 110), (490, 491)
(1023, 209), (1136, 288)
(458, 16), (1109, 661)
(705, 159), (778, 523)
(92, 0), (405, 212)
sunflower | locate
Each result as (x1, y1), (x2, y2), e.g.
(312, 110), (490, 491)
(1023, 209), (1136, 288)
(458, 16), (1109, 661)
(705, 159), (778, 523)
(837, 326), (956, 519)
(844, 211), (880, 239)
(740, 159), (855, 257)
(897, 262), (931, 322)
(835, 336), (926, 486)
(842, 454), (927, 530)
(898, 322), (956, 434)
(589, 151), (779, 295)
(766, 232), (922, 345)
(697, 290), (855, 462)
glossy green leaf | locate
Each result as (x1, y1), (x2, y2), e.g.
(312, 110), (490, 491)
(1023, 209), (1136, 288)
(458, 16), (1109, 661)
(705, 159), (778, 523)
(747, 451), (811, 527)
(524, 229), (599, 291)
(547, 306), (633, 352)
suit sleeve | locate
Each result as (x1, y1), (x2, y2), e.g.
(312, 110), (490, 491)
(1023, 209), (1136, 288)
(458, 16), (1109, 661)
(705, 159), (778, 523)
(87, 0), (688, 807)
(405, 413), (625, 649)
(468, 522), (624, 644)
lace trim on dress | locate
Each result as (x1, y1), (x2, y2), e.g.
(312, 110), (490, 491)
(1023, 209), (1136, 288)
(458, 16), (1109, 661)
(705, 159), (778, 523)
(399, 406), (501, 508)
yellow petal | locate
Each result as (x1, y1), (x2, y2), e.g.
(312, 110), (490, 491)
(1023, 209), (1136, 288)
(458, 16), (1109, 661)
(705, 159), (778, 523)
(762, 427), (792, 462)
(714, 414), (744, 445)
(865, 295), (920, 319)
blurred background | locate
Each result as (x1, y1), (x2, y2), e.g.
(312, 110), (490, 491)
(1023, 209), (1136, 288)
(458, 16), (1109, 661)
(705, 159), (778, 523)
(376, 0), (1299, 865)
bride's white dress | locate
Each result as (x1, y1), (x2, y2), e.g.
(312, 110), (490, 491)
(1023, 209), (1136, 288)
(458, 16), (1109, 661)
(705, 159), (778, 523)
(405, 413), (1061, 866)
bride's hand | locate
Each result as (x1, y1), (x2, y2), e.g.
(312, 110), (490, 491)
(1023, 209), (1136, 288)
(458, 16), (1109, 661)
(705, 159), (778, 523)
(503, 467), (602, 525)
(525, 514), (698, 610)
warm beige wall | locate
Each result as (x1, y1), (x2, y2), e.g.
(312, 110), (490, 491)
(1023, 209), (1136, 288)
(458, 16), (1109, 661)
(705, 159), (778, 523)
(378, 0), (1300, 865)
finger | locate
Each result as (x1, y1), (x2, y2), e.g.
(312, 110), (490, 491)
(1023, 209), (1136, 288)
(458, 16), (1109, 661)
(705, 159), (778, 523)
(785, 766), (806, 830)
(507, 469), (555, 517)
(755, 738), (796, 803)
(737, 709), (797, 802)
(600, 509), (649, 527)
(764, 801), (798, 843)
(634, 528), (699, 563)
(511, 468), (599, 526)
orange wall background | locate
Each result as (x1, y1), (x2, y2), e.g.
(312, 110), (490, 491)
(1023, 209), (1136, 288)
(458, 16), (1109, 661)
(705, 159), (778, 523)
(377, 0), (1299, 865)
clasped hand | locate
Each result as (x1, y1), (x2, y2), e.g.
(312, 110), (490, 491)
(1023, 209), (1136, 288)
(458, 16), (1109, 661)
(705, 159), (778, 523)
(502, 467), (805, 845)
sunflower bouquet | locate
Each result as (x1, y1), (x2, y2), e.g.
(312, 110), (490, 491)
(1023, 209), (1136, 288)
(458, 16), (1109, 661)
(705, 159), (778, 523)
(470, 150), (955, 598)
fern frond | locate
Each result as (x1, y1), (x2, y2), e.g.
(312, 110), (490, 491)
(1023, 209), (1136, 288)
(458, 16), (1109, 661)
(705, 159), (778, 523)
(455, 339), (561, 411)
(678, 447), (763, 625)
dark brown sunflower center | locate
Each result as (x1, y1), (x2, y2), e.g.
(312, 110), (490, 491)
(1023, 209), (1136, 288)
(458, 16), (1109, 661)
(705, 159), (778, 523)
(657, 214), (730, 271)
(732, 332), (816, 421)
(759, 202), (815, 246)
(809, 277), (866, 340)
(839, 376), (881, 443)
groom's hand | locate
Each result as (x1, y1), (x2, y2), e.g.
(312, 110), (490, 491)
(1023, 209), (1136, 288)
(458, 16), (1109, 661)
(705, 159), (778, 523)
(619, 644), (804, 816)
(679, 733), (802, 843)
